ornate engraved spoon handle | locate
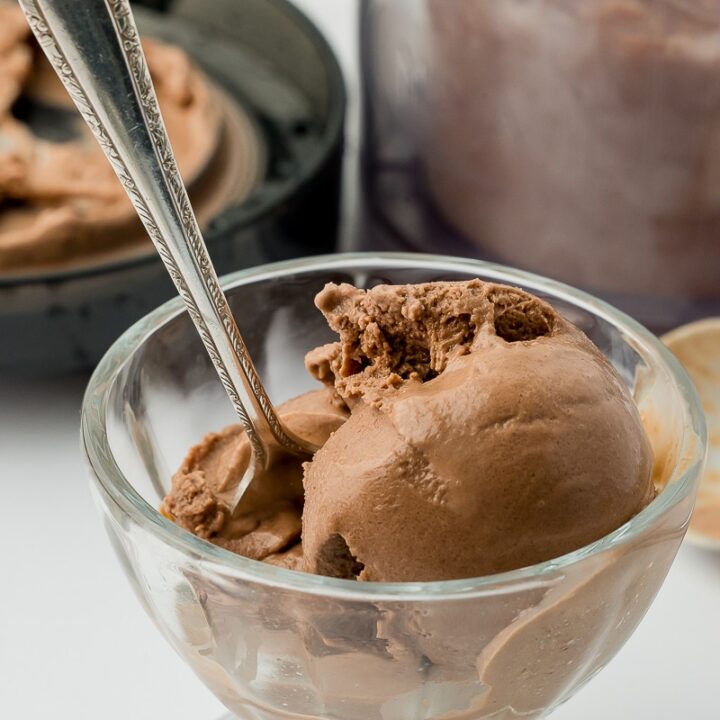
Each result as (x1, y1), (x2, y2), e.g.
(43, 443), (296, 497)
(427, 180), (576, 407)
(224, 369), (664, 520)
(19, 0), (316, 504)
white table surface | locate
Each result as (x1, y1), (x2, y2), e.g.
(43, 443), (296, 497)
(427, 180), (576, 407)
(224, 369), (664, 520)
(2, 2), (719, 719)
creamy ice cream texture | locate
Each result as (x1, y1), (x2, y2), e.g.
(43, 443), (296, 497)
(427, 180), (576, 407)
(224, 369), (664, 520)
(162, 389), (348, 571)
(0, 4), (260, 272)
(424, 0), (720, 301)
(163, 280), (655, 582)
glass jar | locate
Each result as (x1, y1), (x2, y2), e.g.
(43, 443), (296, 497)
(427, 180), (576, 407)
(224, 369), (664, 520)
(360, 0), (720, 331)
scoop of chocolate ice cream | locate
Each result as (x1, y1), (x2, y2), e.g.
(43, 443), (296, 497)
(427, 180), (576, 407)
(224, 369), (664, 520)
(302, 281), (655, 581)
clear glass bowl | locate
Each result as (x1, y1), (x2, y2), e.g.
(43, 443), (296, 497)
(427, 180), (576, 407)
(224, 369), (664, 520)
(82, 253), (706, 720)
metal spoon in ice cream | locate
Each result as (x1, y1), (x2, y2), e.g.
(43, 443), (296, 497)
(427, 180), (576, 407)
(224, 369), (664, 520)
(18, 0), (318, 510)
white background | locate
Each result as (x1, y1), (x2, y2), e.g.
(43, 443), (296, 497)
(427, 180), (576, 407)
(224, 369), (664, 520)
(2, 2), (719, 718)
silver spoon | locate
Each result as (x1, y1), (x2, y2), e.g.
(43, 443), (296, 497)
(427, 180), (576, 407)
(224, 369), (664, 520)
(19, 0), (318, 510)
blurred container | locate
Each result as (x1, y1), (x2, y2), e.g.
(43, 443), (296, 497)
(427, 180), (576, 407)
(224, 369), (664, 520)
(0, 0), (345, 374)
(360, 0), (720, 331)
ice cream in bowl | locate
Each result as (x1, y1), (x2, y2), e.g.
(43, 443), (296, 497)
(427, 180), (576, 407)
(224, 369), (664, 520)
(82, 253), (706, 720)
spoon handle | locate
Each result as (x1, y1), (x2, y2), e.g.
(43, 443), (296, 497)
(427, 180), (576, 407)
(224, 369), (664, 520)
(19, 0), (315, 486)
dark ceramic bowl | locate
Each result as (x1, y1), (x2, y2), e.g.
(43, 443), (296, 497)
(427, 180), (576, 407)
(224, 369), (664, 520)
(0, 0), (345, 374)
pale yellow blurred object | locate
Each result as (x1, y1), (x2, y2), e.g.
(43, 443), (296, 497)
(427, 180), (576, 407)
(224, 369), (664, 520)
(663, 318), (720, 549)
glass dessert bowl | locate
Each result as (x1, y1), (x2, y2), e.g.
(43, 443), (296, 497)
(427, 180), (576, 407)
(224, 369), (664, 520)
(82, 253), (706, 720)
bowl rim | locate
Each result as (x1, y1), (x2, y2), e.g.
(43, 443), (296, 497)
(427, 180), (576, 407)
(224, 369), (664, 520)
(0, 0), (345, 288)
(82, 252), (707, 600)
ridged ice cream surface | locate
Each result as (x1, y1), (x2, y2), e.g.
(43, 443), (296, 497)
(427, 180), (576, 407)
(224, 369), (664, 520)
(162, 280), (655, 582)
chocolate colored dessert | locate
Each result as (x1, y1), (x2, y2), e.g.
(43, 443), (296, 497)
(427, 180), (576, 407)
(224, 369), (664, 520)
(0, 3), (259, 272)
(424, 0), (720, 301)
(162, 280), (655, 581)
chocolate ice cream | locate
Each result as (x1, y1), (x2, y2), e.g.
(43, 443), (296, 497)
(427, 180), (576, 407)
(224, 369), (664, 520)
(162, 388), (347, 569)
(424, 0), (720, 301)
(303, 281), (655, 580)
(162, 280), (655, 582)
(0, 4), (259, 272)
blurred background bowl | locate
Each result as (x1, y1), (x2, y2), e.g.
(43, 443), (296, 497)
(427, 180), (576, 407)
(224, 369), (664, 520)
(0, 0), (345, 374)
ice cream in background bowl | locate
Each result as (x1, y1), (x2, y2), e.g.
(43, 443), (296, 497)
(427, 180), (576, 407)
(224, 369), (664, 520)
(422, 0), (720, 317)
(83, 254), (705, 719)
(0, 2), (262, 274)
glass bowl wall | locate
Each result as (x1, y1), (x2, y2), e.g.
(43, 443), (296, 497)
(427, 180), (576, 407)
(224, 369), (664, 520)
(83, 254), (705, 720)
